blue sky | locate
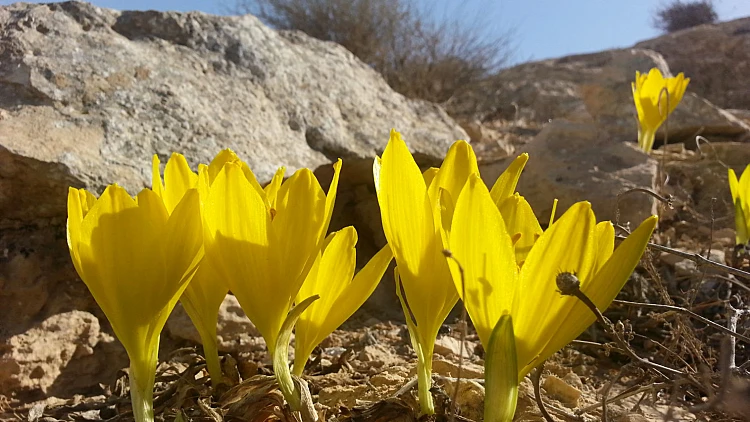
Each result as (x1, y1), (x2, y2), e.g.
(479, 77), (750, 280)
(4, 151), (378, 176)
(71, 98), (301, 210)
(3, 0), (749, 63)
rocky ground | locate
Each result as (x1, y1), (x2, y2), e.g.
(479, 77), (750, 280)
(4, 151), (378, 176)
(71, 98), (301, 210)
(2, 2), (750, 421)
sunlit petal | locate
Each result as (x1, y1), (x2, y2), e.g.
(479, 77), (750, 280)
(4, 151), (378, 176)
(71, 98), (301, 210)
(489, 153), (529, 205)
(449, 174), (517, 347)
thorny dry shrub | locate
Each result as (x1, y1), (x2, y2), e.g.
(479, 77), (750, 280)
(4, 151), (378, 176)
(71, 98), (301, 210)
(653, 0), (719, 33)
(230, 0), (513, 103)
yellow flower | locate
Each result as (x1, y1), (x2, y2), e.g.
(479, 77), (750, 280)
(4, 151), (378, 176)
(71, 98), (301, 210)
(293, 226), (393, 375)
(632, 68), (690, 153)
(203, 156), (341, 356)
(373, 129), (478, 414)
(151, 152), (227, 385)
(449, 175), (657, 378)
(488, 153), (542, 266)
(67, 184), (203, 422)
(729, 165), (750, 245)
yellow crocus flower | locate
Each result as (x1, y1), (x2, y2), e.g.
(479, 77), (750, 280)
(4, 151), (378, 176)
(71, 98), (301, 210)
(293, 226), (393, 375)
(203, 157), (341, 356)
(67, 184), (203, 422)
(373, 129), (479, 414)
(729, 165), (750, 245)
(151, 152), (227, 385)
(449, 175), (657, 379)
(632, 68), (690, 153)
(485, 153), (543, 266)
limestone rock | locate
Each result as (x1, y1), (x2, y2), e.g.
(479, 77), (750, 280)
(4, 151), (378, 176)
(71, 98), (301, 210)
(449, 48), (748, 150)
(433, 335), (476, 358)
(0, 1), (466, 224)
(542, 374), (582, 408)
(635, 17), (750, 111)
(0, 311), (102, 396)
(166, 294), (262, 352)
(481, 120), (659, 226)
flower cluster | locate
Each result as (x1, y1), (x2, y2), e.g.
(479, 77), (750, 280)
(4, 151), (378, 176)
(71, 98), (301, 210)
(68, 151), (392, 422)
(70, 64), (712, 419)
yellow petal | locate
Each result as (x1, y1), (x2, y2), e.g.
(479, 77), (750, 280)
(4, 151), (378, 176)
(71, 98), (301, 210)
(179, 257), (227, 382)
(296, 229), (357, 351)
(729, 168), (740, 203)
(513, 202), (597, 373)
(204, 162), (277, 348)
(449, 174), (517, 348)
(265, 166), (287, 209)
(208, 149), (267, 204)
(730, 167), (750, 245)
(163, 189), (204, 292)
(427, 140), (478, 213)
(207, 149), (241, 182)
(532, 215), (657, 376)
(272, 168), (326, 293)
(321, 159), (342, 244)
(593, 221), (615, 274)
(428, 141), (478, 247)
(496, 193), (542, 266)
(76, 185), (167, 352)
(739, 165), (750, 236)
(374, 129), (456, 351)
(374, 130), (434, 290)
(735, 199), (750, 245)
(67, 187), (96, 289)
(197, 165), (210, 200)
(293, 227), (389, 374)
(423, 167), (439, 188)
(163, 153), (198, 213)
(489, 153), (529, 206)
(151, 155), (165, 199)
(324, 242), (393, 339)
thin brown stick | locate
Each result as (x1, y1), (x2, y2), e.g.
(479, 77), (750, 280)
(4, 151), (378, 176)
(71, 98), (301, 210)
(615, 187), (674, 228)
(618, 236), (750, 282)
(556, 273), (685, 378)
(614, 300), (750, 344)
(531, 362), (554, 422)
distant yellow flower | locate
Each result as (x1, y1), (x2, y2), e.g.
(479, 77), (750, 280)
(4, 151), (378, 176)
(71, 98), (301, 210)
(293, 226), (393, 375)
(203, 156), (341, 356)
(67, 184), (203, 422)
(729, 165), (750, 245)
(632, 68), (690, 153)
(373, 129), (479, 414)
(448, 175), (657, 378)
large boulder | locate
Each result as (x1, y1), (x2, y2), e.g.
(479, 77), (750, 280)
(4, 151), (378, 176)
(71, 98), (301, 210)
(450, 48), (749, 147)
(636, 17), (750, 111)
(0, 1), (466, 399)
(481, 120), (659, 226)
(0, 1), (465, 223)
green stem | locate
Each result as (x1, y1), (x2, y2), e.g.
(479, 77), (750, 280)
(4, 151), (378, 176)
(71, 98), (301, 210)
(638, 127), (657, 154)
(416, 346), (435, 415)
(129, 363), (155, 422)
(273, 295), (319, 420)
(197, 328), (223, 386)
(292, 349), (310, 377)
(394, 275), (435, 415)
